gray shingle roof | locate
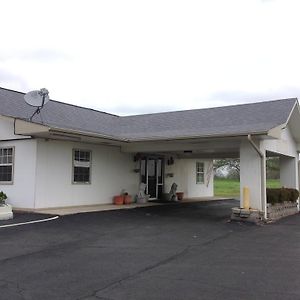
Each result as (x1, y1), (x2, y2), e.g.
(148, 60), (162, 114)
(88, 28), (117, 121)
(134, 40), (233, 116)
(0, 87), (297, 141)
(0, 87), (121, 138)
(118, 99), (297, 140)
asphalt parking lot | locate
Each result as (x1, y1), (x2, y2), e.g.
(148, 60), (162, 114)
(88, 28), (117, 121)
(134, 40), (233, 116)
(1, 199), (300, 300)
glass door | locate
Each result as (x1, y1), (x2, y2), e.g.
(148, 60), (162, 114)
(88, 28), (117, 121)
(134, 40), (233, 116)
(140, 157), (164, 199)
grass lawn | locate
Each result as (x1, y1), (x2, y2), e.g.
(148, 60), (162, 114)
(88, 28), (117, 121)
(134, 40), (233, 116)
(214, 178), (240, 198)
(214, 178), (281, 197)
(266, 179), (281, 188)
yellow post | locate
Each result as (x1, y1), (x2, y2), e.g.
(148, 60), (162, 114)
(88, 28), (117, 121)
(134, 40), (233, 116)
(242, 186), (250, 210)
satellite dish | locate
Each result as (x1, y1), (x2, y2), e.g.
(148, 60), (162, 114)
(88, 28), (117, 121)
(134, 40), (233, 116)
(24, 88), (49, 107)
(24, 88), (50, 121)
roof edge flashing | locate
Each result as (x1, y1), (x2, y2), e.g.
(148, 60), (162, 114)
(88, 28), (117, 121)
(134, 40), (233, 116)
(127, 131), (268, 143)
(284, 98), (299, 126)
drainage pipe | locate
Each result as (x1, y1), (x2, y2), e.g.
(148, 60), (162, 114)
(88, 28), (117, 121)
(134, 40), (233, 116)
(247, 134), (267, 220)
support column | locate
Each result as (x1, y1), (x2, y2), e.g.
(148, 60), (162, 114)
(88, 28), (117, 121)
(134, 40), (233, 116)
(240, 139), (265, 211)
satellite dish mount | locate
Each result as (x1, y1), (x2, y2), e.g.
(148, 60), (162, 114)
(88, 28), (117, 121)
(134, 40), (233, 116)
(24, 88), (50, 121)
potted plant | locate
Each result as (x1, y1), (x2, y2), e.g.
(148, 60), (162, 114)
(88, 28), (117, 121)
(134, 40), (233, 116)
(113, 190), (133, 205)
(176, 192), (184, 201)
(113, 195), (124, 205)
(0, 191), (13, 220)
(0, 191), (7, 206)
(123, 192), (132, 204)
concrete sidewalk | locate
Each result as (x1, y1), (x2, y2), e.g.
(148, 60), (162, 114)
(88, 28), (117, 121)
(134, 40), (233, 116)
(34, 197), (231, 216)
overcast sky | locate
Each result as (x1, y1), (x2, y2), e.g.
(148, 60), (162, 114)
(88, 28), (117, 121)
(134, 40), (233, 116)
(1, 0), (300, 115)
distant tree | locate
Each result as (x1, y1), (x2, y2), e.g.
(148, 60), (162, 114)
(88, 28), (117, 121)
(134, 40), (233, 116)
(227, 167), (240, 180)
(214, 157), (280, 180)
(266, 157), (280, 179)
(214, 159), (240, 179)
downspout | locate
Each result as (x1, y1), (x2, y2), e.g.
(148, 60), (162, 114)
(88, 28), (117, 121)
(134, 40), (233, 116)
(247, 134), (267, 220)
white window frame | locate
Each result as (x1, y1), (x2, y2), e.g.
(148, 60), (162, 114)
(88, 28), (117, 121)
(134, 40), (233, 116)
(0, 146), (14, 184)
(72, 149), (92, 184)
(196, 161), (205, 184)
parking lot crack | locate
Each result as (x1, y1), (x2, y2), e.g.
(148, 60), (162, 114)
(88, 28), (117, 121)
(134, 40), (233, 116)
(79, 246), (191, 299)
(1, 279), (26, 300)
(200, 231), (233, 247)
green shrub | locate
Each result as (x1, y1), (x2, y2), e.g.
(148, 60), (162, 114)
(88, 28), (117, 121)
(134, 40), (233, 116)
(0, 191), (7, 205)
(267, 189), (280, 205)
(280, 188), (289, 203)
(267, 188), (299, 205)
(287, 188), (300, 202)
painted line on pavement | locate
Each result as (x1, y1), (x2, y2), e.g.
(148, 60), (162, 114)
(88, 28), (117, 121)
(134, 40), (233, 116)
(0, 216), (59, 228)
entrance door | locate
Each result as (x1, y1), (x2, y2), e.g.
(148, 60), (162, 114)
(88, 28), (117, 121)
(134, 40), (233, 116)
(140, 158), (163, 199)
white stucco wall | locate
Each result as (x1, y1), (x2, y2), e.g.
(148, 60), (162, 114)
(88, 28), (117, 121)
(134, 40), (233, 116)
(263, 126), (298, 158)
(240, 126), (299, 212)
(0, 116), (31, 140)
(280, 156), (297, 188)
(34, 139), (139, 208)
(240, 139), (263, 210)
(0, 116), (20, 140)
(0, 139), (37, 209)
(164, 158), (214, 198)
(0, 116), (36, 208)
(263, 126), (299, 190)
(0, 125), (36, 208)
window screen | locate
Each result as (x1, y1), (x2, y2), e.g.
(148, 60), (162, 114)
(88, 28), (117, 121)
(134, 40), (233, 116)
(0, 147), (14, 183)
(73, 149), (91, 183)
(196, 162), (204, 184)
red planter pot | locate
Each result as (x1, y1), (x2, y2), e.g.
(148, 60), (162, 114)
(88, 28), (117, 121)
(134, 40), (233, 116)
(176, 192), (184, 201)
(113, 195), (124, 205)
(124, 195), (132, 204)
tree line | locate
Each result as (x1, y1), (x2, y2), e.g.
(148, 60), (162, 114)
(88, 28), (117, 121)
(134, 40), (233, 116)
(214, 157), (280, 179)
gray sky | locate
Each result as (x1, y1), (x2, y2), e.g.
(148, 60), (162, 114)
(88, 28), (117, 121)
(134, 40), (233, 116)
(1, 0), (300, 115)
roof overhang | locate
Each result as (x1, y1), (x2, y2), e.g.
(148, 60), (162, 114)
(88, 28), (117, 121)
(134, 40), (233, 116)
(13, 117), (284, 156)
(14, 118), (127, 146)
(14, 118), (50, 135)
(121, 134), (269, 158)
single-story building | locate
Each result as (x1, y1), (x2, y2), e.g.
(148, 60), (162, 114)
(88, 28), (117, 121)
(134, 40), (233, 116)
(0, 87), (299, 218)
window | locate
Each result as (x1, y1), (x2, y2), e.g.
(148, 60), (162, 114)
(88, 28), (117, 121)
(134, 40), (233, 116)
(73, 149), (91, 183)
(196, 162), (204, 184)
(0, 147), (14, 183)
